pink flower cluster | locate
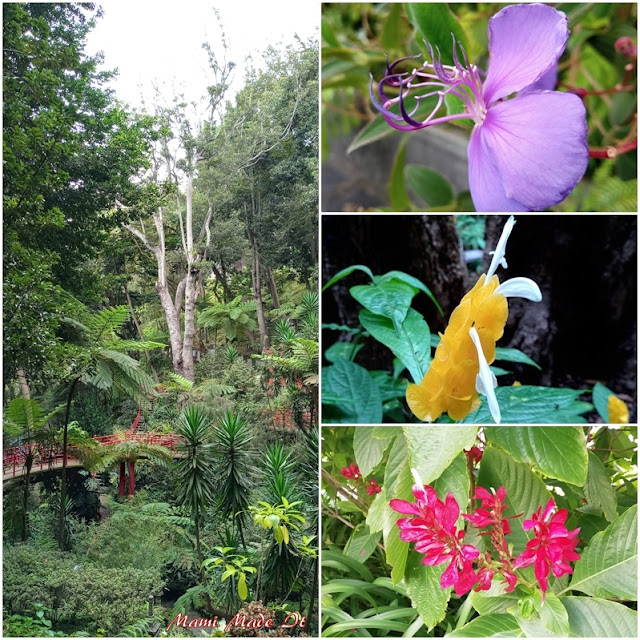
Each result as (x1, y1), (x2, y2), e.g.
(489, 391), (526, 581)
(340, 462), (382, 496)
(390, 479), (580, 598)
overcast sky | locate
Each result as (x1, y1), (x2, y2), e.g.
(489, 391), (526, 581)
(85, 1), (319, 111)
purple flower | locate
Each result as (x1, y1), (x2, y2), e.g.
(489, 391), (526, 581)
(371, 4), (589, 212)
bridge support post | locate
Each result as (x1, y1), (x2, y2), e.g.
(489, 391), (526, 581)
(128, 461), (135, 496)
(119, 461), (126, 497)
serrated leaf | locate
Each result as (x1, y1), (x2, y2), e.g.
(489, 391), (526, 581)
(403, 425), (477, 484)
(470, 579), (519, 616)
(584, 451), (617, 522)
(404, 552), (449, 630)
(562, 596), (638, 637)
(566, 504), (637, 600)
(360, 308), (430, 385)
(478, 447), (553, 555)
(485, 426), (588, 485)
(447, 613), (523, 637)
(354, 427), (392, 476)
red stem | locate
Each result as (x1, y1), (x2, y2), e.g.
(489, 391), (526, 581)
(589, 139), (637, 159)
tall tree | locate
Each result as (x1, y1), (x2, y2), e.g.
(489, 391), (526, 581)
(3, 3), (155, 388)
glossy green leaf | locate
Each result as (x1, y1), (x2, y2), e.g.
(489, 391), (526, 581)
(478, 447), (553, 554)
(485, 426), (588, 485)
(405, 165), (454, 208)
(351, 280), (417, 326)
(462, 386), (592, 424)
(406, 3), (470, 67)
(584, 451), (617, 522)
(360, 308), (430, 385)
(324, 340), (363, 363)
(566, 504), (637, 600)
(493, 347), (541, 370)
(322, 264), (374, 291)
(563, 596), (638, 637)
(592, 381), (614, 422)
(447, 613), (523, 637)
(324, 609), (419, 636)
(322, 549), (374, 582)
(322, 360), (383, 423)
(403, 425), (477, 484)
(378, 271), (442, 315)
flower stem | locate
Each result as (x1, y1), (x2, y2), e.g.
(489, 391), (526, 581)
(588, 139), (637, 158)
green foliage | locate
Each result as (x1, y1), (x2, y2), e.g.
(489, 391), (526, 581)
(211, 412), (253, 541)
(3, 543), (162, 634)
(322, 426), (637, 636)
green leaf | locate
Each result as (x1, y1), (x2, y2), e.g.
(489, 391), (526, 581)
(477, 447), (553, 555)
(237, 572), (248, 600)
(323, 609), (419, 636)
(322, 264), (374, 292)
(322, 549), (374, 582)
(566, 504), (637, 600)
(385, 464), (413, 583)
(462, 386), (591, 424)
(514, 591), (569, 637)
(432, 453), (470, 527)
(592, 381), (614, 422)
(493, 347), (541, 370)
(324, 341), (363, 363)
(354, 427), (392, 476)
(383, 431), (407, 493)
(321, 18), (340, 47)
(389, 138), (411, 211)
(344, 525), (382, 563)
(469, 579), (519, 616)
(406, 3), (470, 67)
(403, 425), (477, 484)
(360, 309), (430, 385)
(562, 596), (637, 637)
(381, 2), (404, 51)
(485, 426), (588, 485)
(322, 360), (383, 423)
(447, 613), (523, 637)
(584, 451), (617, 522)
(404, 165), (454, 208)
(378, 271), (442, 315)
(404, 552), (449, 630)
(350, 280), (417, 326)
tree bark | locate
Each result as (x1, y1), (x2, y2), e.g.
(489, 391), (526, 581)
(266, 266), (280, 309)
(251, 233), (270, 352)
(322, 215), (467, 371)
(16, 368), (32, 541)
(484, 215), (637, 408)
(59, 377), (80, 551)
(124, 285), (159, 383)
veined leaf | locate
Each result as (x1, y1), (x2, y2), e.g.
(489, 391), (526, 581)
(566, 504), (637, 600)
(583, 451), (618, 522)
(404, 552), (449, 630)
(485, 426), (588, 485)
(354, 427), (392, 476)
(446, 613), (523, 637)
(562, 596), (637, 637)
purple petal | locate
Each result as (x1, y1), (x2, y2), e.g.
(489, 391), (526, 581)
(483, 4), (569, 105)
(518, 62), (558, 95)
(467, 124), (527, 212)
(474, 91), (588, 211)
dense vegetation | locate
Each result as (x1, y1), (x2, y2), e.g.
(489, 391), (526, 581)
(3, 3), (318, 636)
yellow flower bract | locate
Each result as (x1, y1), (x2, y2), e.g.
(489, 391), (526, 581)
(406, 274), (508, 422)
(607, 394), (629, 424)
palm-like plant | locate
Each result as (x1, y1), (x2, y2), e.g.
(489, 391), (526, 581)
(175, 406), (216, 570)
(56, 304), (164, 549)
(211, 412), (253, 548)
(198, 295), (258, 344)
(91, 439), (173, 497)
(4, 398), (65, 540)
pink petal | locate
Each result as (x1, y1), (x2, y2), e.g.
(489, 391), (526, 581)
(513, 548), (536, 569)
(483, 4), (569, 105)
(440, 558), (459, 588)
(473, 92), (588, 211)
(390, 499), (421, 515)
(461, 544), (480, 560)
